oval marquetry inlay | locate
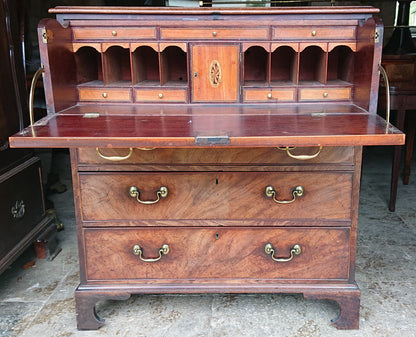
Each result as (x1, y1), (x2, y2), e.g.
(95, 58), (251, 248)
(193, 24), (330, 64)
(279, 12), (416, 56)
(209, 60), (222, 88)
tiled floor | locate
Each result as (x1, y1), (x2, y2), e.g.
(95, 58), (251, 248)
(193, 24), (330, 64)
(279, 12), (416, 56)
(1, 146), (415, 337)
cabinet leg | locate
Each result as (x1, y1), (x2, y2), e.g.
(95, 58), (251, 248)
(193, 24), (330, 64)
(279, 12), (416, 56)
(75, 289), (131, 330)
(303, 288), (360, 330)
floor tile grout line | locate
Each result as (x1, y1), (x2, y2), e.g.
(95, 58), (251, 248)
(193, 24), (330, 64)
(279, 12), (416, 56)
(17, 264), (78, 335)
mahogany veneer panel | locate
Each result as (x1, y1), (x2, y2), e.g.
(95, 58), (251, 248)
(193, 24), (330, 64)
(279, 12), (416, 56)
(11, 112), (403, 148)
(77, 146), (354, 166)
(79, 171), (352, 221)
(83, 227), (350, 281)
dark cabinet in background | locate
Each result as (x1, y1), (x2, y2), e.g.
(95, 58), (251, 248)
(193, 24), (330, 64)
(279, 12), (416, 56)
(0, 0), (54, 274)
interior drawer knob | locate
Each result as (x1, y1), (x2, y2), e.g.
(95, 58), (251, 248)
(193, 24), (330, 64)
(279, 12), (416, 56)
(132, 244), (170, 262)
(311, 30), (317, 36)
(158, 93), (163, 98)
(212, 31), (217, 37)
(129, 186), (168, 204)
(264, 243), (302, 262)
(267, 93), (272, 99)
(102, 92), (108, 98)
(265, 185), (304, 204)
(323, 92), (328, 98)
(111, 30), (117, 36)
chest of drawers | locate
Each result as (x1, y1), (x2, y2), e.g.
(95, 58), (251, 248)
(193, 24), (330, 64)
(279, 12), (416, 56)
(10, 6), (404, 330)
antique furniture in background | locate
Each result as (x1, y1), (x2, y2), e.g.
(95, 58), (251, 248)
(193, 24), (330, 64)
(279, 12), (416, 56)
(381, 0), (416, 212)
(0, 0), (54, 274)
(380, 55), (416, 211)
(10, 6), (404, 330)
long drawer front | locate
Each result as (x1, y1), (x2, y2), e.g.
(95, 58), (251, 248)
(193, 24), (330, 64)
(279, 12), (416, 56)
(78, 146), (354, 166)
(79, 171), (352, 221)
(83, 227), (350, 281)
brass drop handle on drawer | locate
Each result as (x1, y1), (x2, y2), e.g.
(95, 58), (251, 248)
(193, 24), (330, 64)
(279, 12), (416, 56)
(96, 148), (133, 161)
(277, 146), (322, 160)
(132, 244), (170, 262)
(129, 186), (168, 204)
(264, 243), (302, 262)
(265, 185), (304, 204)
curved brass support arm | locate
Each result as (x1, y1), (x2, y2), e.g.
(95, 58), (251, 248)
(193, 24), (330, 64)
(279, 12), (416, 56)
(96, 148), (133, 161)
(129, 186), (168, 205)
(378, 64), (391, 129)
(265, 185), (304, 204)
(264, 243), (302, 262)
(277, 146), (322, 160)
(132, 244), (170, 262)
(29, 67), (44, 126)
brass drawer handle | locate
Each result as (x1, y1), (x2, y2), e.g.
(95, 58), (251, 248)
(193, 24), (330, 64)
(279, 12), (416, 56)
(265, 185), (304, 204)
(277, 146), (322, 160)
(129, 186), (168, 205)
(264, 243), (302, 262)
(132, 244), (170, 262)
(96, 148), (133, 161)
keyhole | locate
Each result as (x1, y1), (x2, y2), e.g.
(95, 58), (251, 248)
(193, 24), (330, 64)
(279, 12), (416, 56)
(215, 233), (220, 240)
(216, 178), (219, 185)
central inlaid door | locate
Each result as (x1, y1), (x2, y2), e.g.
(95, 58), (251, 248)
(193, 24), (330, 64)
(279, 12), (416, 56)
(191, 44), (239, 102)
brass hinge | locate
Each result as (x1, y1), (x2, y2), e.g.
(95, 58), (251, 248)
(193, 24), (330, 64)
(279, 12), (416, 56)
(83, 112), (100, 118)
(41, 28), (49, 43)
(372, 27), (381, 43)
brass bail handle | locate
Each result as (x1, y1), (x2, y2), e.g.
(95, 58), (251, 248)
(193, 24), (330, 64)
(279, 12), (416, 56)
(132, 244), (170, 262)
(265, 185), (304, 204)
(277, 146), (322, 160)
(29, 67), (45, 126)
(264, 243), (302, 262)
(96, 148), (133, 161)
(129, 186), (168, 205)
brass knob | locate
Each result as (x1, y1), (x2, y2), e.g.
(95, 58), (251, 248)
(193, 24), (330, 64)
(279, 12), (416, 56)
(323, 92), (328, 98)
(311, 30), (317, 36)
(158, 93), (163, 99)
(267, 93), (272, 99)
(212, 31), (217, 37)
(102, 92), (108, 98)
(112, 30), (117, 36)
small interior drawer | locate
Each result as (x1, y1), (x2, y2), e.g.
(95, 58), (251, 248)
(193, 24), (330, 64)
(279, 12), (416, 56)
(83, 226), (350, 281)
(78, 87), (132, 102)
(135, 88), (188, 102)
(243, 88), (296, 102)
(79, 171), (352, 221)
(273, 26), (356, 40)
(160, 27), (269, 40)
(72, 27), (157, 40)
(299, 87), (351, 101)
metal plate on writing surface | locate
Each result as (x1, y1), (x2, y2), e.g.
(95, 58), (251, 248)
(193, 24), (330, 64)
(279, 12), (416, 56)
(195, 132), (230, 145)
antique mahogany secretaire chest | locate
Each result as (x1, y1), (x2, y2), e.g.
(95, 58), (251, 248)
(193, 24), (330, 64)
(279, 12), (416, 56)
(10, 6), (404, 330)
